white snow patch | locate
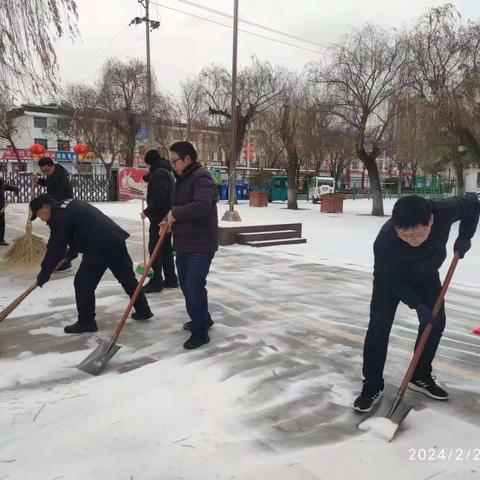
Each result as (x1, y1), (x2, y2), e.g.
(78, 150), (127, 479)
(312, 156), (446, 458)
(358, 416), (398, 441)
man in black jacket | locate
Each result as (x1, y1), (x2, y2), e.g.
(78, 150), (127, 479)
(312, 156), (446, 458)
(141, 150), (178, 293)
(36, 157), (74, 201)
(30, 194), (153, 334)
(165, 141), (218, 350)
(35, 157), (74, 271)
(354, 195), (480, 412)
(0, 177), (19, 246)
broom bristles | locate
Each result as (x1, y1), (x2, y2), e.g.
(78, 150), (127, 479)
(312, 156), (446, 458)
(3, 213), (47, 269)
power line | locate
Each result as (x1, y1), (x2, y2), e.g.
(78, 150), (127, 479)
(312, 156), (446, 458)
(149, 1), (322, 54)
(72, 25), (131, 73)
(177, 0), (326, 49)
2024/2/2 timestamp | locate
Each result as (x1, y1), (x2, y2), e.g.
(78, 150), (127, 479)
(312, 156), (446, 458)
(409, 448), (480, 461)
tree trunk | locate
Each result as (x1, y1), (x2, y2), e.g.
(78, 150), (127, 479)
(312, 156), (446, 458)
(455, 162), (465, 194)
(125, 136), (135, 167)
(397, 163), (403, 195)
(359, 153), (384, 216)
(286, 154), (298, 210)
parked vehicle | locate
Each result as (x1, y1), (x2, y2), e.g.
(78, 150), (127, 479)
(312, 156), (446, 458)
(307, 176), (335, 203)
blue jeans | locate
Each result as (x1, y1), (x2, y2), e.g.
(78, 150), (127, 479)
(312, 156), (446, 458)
(176, 252), (214, 334)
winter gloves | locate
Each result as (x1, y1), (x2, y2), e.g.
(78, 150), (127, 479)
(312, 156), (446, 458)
(453, 237), (471, 259)
(36, 271), (49, 287)
(416, 303), (434, 326)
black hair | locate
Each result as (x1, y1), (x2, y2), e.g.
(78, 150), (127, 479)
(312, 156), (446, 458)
(38, 157), (54, 167)
(392, 195), (433, 229)
(169, 141), (197, 163)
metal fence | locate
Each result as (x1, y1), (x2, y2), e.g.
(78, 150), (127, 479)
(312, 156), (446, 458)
(0, 172), (115, 203)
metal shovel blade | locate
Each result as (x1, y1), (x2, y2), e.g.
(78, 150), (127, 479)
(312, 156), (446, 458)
(76, 338), (121, 376)
(357, 391), (413, 442)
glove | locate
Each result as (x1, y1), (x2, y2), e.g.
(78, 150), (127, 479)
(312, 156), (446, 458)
(454, 237), (471, 259)
(416, 303), (434, 326)
(65, 249), (78, 262)
(36, 271), (50, 287)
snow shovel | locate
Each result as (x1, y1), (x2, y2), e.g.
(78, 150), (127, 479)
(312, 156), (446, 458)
(77, 225), (168, 376)
(0, 259), (67, 323)
(358, 253), (460, 441)
(135, 199), (153, 279)
(473, 327), (480, 335)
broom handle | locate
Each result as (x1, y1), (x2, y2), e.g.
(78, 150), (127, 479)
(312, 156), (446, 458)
(113, 225), (168, 338)
(0, 259), (67, 323)
(399, 253), (460, 391)
(141, 198), (146, 265)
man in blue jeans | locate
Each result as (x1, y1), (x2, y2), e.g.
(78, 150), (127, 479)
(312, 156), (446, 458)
(165, 141), (218, 350)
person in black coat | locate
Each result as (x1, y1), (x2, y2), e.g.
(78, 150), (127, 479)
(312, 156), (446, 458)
(30, 194), (153, 334)
(354, 194), (480, 412)
(0, 177), (19, 246)
(140, 150), (178, 293)
(36, 157), (74, 201)
(35, 157), (74, 271)
(165, 141), (218, 350)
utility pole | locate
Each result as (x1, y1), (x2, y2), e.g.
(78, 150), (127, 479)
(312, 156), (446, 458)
(221, 0), (241, 222)
(130, 1), (160, 150)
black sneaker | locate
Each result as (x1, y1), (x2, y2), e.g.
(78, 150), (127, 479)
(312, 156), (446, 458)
(131, 310), (154, 321)
(183, 318), (214, 331)
(184, 333), (210, 350)
(409, 375), (449, 400)
(353, 382), (384, 412)
(0, 240), (9, 246)
(141, 282), (163, 294)
(54, 261), (72, 273)
(64, 321), (98, 334)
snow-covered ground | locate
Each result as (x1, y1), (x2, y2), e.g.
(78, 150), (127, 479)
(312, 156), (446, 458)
(0, 199), (479, 479)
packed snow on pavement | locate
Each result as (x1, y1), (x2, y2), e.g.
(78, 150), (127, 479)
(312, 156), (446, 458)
(0, 199), (479, 479)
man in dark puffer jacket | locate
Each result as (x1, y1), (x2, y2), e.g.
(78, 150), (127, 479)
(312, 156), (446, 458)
(165, 141), (218, 350)
(141, 150), (178, 293)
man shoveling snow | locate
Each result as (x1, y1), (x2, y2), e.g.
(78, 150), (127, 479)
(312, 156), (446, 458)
(30, 194), (153, 334)
(354, 195), (480, 413)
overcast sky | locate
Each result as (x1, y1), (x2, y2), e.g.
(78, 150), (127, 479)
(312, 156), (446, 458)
(54, 0), (479, 99)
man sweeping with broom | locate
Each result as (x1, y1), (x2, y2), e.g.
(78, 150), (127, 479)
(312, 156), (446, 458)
(30, 194), (153, 334)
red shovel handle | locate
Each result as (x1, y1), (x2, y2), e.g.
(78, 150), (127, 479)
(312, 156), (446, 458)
(113, 225), (168, 338)
(399, 253), (460, 391)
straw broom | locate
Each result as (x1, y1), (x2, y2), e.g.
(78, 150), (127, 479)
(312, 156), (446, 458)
(3, 176), (46, 268)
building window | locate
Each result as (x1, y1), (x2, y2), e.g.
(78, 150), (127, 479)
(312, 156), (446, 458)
(34, 138), (48, 149)
(58, 140), (70, 151)
(34, 117), (47, 129)
(12, 162), (27, 172)
(78, 163), (92, 175)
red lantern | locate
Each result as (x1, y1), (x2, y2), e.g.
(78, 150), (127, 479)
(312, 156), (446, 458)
(30, 143), (46, 155)
(73, 144), (88, 155)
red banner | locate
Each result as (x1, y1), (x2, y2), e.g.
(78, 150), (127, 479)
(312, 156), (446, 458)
(118, 167), (147, 201)
(1, 148), (56, 160)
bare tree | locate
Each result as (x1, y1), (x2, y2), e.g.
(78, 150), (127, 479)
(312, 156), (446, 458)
(65, 83), (124, 178)
(312, 24), (410, 215)
(200, 58), (284, 181)
(408, 4), (480, 164)
(0, 92), (21, 160)
(98, 59), (150, 167)
(324, 124), (356, 186)
(0, 0), (78, 95)
(179, 78), (208, 139)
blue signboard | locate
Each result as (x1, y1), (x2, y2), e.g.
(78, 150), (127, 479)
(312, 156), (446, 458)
(136, 123), (148, 140)
(55, 151), (78, 163)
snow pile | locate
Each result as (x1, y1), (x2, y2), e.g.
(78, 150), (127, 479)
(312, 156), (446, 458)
(358, 416), (398, 441)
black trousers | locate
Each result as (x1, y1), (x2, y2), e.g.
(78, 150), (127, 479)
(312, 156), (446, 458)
(74, 241), (150, 325)
(362, 274), (446, 388)
(148, 222), (177, 286)
(0, 211), (5, 241)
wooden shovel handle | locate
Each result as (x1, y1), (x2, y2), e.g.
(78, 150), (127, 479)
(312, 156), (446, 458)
(0, 259), (67, 323)
(113, 225), (168, 338)
(399, 253), (460, 390)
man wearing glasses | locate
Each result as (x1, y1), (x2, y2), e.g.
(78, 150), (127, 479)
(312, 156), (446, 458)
(354, 194), (480, 412)
(164, 141), (218, 350)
